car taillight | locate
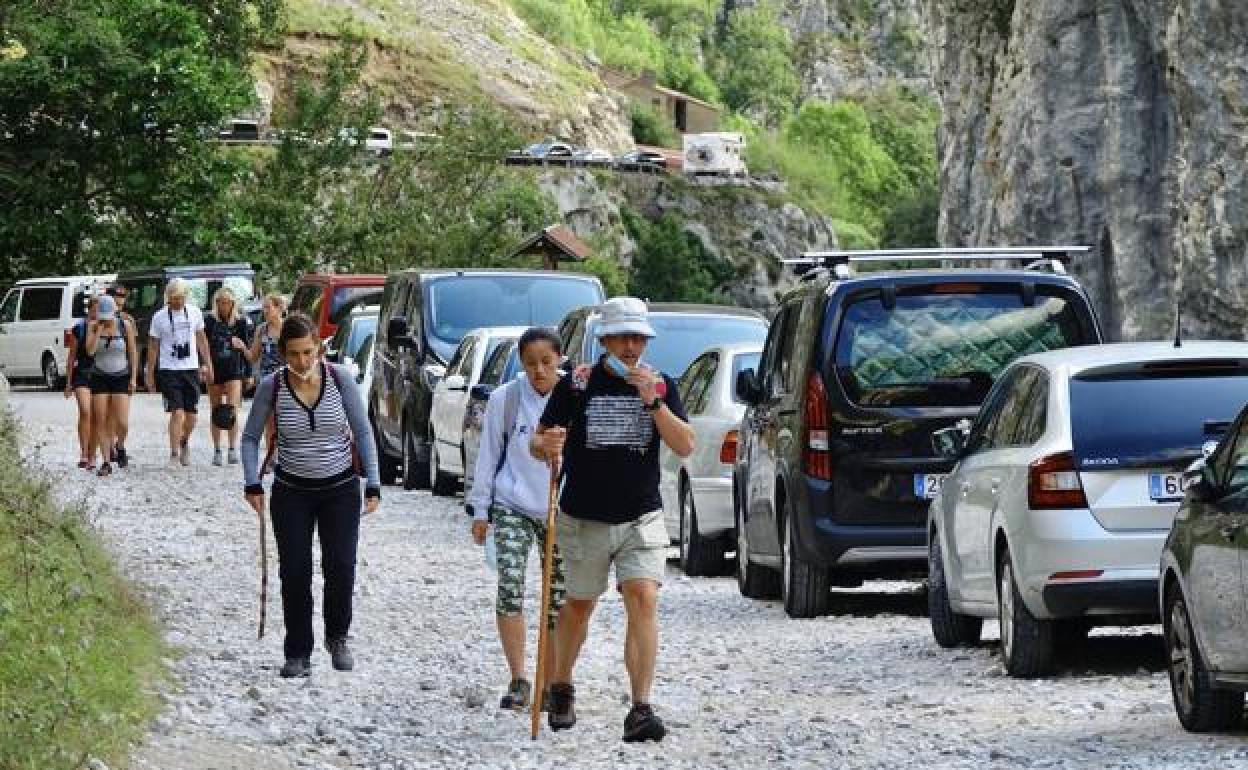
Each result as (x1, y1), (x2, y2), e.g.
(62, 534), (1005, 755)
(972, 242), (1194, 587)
(719, 430), (739, 464)
(803, 371), (832, 481)
(62, 329), (74, 347)
(1028, 452), (1088, 510)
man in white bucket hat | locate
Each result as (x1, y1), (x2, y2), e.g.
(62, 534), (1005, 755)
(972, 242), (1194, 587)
(532, 296), (694, 742)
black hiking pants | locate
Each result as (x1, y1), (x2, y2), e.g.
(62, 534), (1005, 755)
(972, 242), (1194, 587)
(270, 479), (362, 659)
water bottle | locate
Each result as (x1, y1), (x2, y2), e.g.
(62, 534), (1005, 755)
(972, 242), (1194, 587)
(483, 530), (497, 572)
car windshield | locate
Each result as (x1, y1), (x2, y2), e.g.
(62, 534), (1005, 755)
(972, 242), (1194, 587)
(732, 351), (763, 403)
(345, 315), (378, 360)
(332, 287), (380, 317)
(834, 288), (1090, 407)
(589, 314), (768, 378)
(424, 275), (602, 363)
(183, 275), (257, 312)
(1070, 369), (1248, 469)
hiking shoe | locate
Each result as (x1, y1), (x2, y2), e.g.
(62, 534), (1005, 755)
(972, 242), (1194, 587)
(326, 637), (354, 671)
(179, 442), (191, 466)
(115, 446), (128, 469)
(169, 452), (180, 467)
(500, 678), (531, 711)
(227, 448), (239, 465)
(96, 462), (113, 478)
(280, 657), (311, 678)
(623, 702), (666, 743)
(212, 448), (223, 466)
(547, 683), (576, 731)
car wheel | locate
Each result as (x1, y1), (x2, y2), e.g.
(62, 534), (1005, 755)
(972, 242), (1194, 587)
(781, 501), (830, 619)
(1054, 619), (1091, 649)
(1165, 587), (1244, 732)
(373, 414), (401, 486)
(42, 354), (61, 391)
(428, 435), (457, 497)
(679, 479), (725, 578)
(735, 485), (780, 600)
(928, 535), (983, 648)
(996, 548), (1054, 678)
(401, 423), (429, 491)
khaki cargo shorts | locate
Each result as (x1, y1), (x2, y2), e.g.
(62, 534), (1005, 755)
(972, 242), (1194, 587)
(556, 509), (669, 600)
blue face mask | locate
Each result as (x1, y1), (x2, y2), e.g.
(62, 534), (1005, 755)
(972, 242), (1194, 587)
(605, 354), (630, 377)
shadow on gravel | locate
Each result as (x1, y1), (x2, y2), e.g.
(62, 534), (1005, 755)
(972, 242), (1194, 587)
(824, 584), (928, 618)
(1049, 632), (1167, 676)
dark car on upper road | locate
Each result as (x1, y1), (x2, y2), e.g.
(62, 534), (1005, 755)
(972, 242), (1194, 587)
(1160, 398), (1248, 732)
(371, 269), (604, 489)
(732, 247), (1104, 618)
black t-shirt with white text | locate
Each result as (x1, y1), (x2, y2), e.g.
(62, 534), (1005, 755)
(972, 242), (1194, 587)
(540, 361), (688, 524)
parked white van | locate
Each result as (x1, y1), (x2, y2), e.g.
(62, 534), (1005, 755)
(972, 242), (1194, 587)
(0, 274), (116, 389)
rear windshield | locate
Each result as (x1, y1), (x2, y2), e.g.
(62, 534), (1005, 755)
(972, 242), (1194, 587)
(424, 275), (602, 362)
(183, 275), (256, 312)
(834, 288), (1091, 407)
(588, 315), (768, 379)
(332, 286), (380, 317)
(1070, 370), (1248, 469)
(345, 316), (378, 360)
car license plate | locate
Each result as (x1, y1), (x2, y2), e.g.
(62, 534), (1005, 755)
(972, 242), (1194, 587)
(1149, 472), (1191, 502)
(914, 473), (947, 500)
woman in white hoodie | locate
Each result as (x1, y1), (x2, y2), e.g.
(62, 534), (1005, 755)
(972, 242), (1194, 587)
(467, 327), (566, 712)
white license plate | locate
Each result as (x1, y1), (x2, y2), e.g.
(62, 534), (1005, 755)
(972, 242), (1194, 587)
(914, 473), (947, 500)
(1149, 472), (1192, 502)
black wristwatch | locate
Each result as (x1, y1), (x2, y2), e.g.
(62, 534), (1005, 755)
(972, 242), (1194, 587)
(643, 397), (662, 412)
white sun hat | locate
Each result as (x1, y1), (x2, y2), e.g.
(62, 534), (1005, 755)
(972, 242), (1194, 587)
(596, 297), (655, 339)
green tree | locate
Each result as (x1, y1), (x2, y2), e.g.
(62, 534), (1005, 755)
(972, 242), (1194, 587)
(714, 2), (799, 126)
(0, 0), (278, 285)
(624, 208), (732, 303)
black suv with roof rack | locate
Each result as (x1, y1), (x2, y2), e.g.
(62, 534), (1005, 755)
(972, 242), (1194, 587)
(732, 247), (1104, 617)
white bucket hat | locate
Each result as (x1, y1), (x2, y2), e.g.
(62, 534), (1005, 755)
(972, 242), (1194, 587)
(596, 297), (655, 339)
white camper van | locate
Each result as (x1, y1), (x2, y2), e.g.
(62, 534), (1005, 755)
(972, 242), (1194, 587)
(683, 132), (748, 176)
(0, 274), (116, 389)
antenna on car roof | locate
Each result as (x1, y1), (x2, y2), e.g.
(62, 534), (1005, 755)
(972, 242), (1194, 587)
(1173, 301), (1183, 348)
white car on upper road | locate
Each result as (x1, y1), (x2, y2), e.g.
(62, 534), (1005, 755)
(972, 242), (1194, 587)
(927, 341), (1248, 677)
(660, 342), (763, 576)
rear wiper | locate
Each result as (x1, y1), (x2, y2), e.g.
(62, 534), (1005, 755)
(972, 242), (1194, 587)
(1204, 419), (1233, 436)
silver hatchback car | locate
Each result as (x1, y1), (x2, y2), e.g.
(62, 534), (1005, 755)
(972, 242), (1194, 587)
(928, 341), (1248, 677)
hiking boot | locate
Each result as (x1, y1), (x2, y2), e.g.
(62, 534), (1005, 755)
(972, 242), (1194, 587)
(96, 462), (113, 478)
(280, 657), (311, 678)
(169, 452), (179, 467)
(227, 448), (239, 465)
(499, 678), (531, 711)
(179, 442), (191, 466)
(212, 448), (223, 466)
(547, 683), (577, 731)
(115, 446), (128, 469)
(326, 637), (354, 671)
(623, 702), (666, 743)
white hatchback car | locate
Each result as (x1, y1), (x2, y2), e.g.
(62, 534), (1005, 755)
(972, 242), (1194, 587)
(427, 325), (525, 496)
(660, 343), (763, 576)
(927, 341), (1248, 677)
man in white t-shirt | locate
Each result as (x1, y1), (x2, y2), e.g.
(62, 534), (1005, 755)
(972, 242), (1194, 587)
(144, 278), (214, 466)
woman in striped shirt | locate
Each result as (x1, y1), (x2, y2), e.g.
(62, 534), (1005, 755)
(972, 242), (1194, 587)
(241, 313), (381, 678)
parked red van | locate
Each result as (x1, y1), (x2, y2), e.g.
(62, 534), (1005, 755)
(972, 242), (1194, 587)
(289, 273), (386, 340)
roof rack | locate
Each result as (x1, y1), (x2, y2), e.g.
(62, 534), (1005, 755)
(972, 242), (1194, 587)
(784, 246), (1090, 279)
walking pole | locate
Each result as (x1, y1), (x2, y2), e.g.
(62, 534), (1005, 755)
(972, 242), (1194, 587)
(257, 506), (268, 639)
(531, 460), (560, 740)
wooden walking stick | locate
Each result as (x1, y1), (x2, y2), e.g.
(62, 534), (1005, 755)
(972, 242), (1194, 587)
(258, 506), (268, 639)
(531, 460), (560, 740)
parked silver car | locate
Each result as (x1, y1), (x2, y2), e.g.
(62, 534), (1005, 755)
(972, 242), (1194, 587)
(927, 341), (1248, 677)
(660, 343), (763, 576)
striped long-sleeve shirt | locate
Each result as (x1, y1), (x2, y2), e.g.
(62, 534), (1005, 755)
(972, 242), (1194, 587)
(241, 363), (381, 497)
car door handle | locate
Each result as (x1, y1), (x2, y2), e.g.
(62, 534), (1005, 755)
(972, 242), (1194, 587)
(960, 481), (972, 498)
(990, 478), (1001, 496)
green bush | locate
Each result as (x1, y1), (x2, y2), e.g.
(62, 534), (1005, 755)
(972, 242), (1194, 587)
(630, 102), (680, 148)
(624, 207), (733, 303)
(0, 417), (164, 769)
(713, 1), (799, 126)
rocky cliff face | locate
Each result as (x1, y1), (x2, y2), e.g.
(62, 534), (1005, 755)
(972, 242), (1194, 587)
(538, 169), (837, 310)
(923, 1), (1248, 341)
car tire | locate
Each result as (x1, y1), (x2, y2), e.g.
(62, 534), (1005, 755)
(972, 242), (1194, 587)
(42, 354), (62, 392)
(996, 548), (1054, 678)
(428, 435), (457, 497)
(1165, 587), (1244, 732)
(401, 423), (429, 491)
(782, 502), (830, 619)
(679, 479), (725, 577)
(1054, 619), (1091, 649)
(373, 414), (401, 486)
(928, 535), (983, 648)
(735, 485), (781, 600)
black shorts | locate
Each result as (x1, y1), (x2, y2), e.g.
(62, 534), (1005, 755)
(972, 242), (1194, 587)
(71, 369), (91, 390)
(157, 369), (201, 413)
(89, 371), (131, 395)
(212, 359), (245, 385)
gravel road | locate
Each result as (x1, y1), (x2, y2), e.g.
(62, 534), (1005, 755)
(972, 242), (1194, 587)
(9, 390), (1248, 769)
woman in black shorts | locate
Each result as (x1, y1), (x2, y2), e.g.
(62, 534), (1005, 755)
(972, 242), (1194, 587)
(65, 295), (99, 469)
(204, 287), (252, 466)
(84, 294), (137, 477)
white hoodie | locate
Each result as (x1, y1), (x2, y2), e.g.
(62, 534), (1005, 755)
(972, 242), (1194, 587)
(467, 374), (555, 521)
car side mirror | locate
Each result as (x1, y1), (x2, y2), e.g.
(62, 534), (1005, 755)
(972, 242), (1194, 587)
(932, 418), (973, 458)
(386, 316), (410, 349)
(444, 374), (467, 392)
(1184, 465), (1219, 503)
(735, 368), (760, 405)
(470, 384), (493, 401)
